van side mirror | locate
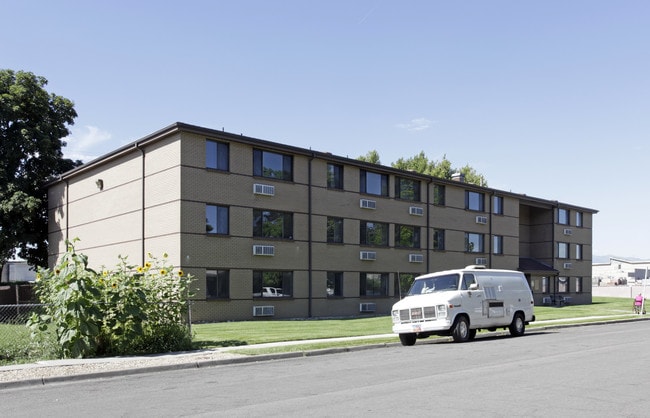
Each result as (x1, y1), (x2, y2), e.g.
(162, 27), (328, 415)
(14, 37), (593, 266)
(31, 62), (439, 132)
(469, 283), (479, 291)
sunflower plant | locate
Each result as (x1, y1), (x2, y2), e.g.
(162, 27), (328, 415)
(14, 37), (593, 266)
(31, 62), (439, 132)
(28, 240), (193, 358)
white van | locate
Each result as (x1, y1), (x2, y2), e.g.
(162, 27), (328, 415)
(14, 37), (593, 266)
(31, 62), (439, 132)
(391, 266), (535, 346)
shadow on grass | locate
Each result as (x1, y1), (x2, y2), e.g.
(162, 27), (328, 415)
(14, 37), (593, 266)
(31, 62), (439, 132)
(193, 340), (249, 349)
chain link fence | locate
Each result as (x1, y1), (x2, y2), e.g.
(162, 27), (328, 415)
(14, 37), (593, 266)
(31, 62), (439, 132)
(0, 303), (45, 364)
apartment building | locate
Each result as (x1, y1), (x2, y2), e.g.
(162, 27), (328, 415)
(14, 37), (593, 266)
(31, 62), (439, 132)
(47, 122), (597, 322)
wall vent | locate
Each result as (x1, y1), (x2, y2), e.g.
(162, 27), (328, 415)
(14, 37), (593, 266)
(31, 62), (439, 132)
(563, 262), (572, 269)
(253, 306), (275, 317)
(409, 254), (424, 263)
(253, 183), (275, 196)
(475, 257), (488, 265)
(475, 216), (488, 225)
(360, 251), (377, 260)
(359, 303), (376, 313)
(253, 245), (275, 256)
(360, 199), (377, 209)
(563, 228), (573, 236)
(409, 206), (424, 216)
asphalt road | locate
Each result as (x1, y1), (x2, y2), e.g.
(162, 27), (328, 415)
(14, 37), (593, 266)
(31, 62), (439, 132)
(3, 321), (650, 417)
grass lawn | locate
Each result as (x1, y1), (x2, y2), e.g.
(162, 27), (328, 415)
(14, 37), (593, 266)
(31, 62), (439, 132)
(192, 296), (643, 349)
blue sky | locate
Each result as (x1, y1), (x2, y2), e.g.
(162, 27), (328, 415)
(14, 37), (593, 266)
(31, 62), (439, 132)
(4, 1), (650, 259)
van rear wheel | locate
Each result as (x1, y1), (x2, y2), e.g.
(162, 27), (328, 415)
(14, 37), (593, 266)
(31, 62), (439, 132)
(399, 333), (417, 346)
(451, 316), (470, 343)
(509, 312), (525, 337)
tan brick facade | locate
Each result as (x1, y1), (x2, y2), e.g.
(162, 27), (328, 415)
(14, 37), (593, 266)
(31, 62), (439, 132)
(47, 123), (598, 322)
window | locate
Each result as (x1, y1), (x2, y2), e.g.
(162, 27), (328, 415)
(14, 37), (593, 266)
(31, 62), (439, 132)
(398, 273), (416, 297)
(433, 184), (445, 206)
(253, 271), (292, 298)
(576, 211), (583, 227)
(327, 217), (344, 243)
(460, 273), (476, 290)
(253, 149), (293, 181)
(558, 242), (569, 259)
(558, 208), (569, 225)
(576, 244), (583, 260)
(465, 191), (485, 212)
(493, 196), (503, 215)
(327, 272), (343, 297)
(433, 229), (445, 250)
(206, 205), (229, 235)
(360, 221), (388, 246)
(253, 209), (293, 239)
(360, 170), (388, 196)
(206, 269), (229, 299)
(465, 233), (484, 253)
(558, 276), (569, 293)
(327, 163), (343, 190)
(360, 273), (388, 296)
(395, 224), (420, 248)
(395, 177), (420, 201)
(575, 277), (583, 293)
(206, 140), (229, 171)
(542, 277), (549, 293)
(493, 235), (503, 255)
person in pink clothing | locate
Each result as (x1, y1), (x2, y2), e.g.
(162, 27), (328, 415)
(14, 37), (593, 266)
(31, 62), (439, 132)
(634, 293), (644, 314)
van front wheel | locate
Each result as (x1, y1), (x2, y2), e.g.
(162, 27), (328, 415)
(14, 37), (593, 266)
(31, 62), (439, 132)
(451, 316), (470, 343)
(509, 312), (525, 337)
(399, 333), (417, 346)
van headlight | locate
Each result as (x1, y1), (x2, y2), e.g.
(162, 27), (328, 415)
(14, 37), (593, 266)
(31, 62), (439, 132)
(391, 310), (400, 324)
(437, 304), (448, 318)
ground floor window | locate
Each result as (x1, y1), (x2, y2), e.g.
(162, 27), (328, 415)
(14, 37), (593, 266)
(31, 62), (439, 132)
(360, 272), (388, 296)
(206, 269), (229, 299)
(397, 273), (416, 297)
(558, 276), (569, 293)
(253, 270), (293, 297)
(327, 272), (343, 297)
(574, 277), (583, 293)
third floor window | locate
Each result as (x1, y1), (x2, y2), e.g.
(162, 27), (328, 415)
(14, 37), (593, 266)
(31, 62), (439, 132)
(253, 149), (293, 181)
(465, 191), (485, 212)
(327, 163), (344, 189)
(206, 140), (229, 171)
(395, 177), (420, 201)
(360, 170), (388, 196)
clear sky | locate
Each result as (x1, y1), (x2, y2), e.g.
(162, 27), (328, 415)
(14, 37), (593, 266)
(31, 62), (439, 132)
(3, 1), (649, 259)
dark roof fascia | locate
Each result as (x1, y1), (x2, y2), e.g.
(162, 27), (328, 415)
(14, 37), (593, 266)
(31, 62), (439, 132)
(47, 122), (185, 185)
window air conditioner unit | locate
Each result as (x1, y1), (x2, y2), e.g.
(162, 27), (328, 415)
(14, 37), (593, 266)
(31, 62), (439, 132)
(359, 303), (376, 313)
(253, 183), (275, 196)
(253, 245), (275, 256)
(409, 254), (424, 263)
(253, 306), (275, 317)
(475, 216), (488, 224)
(360, 199), (377, 209)
(563, 262), (572, 269)
(563, 228), (573, 236)
(475, 257), (488, 265)
(409, 206), (424, 216)
(360, 251), (376, 260)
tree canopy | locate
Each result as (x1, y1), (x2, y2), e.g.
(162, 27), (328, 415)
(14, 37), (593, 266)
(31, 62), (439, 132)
(359, 150), (487, 186)
(0, 69), (81, 268)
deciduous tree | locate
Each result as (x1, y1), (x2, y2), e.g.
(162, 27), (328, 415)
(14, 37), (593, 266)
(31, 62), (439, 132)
(0, 69), (80, 269)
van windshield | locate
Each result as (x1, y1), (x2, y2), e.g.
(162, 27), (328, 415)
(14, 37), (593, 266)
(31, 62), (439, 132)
(408, 274), (460, 295)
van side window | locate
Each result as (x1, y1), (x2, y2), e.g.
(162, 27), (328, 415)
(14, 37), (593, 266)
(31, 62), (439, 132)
(461, 274), (476, 290)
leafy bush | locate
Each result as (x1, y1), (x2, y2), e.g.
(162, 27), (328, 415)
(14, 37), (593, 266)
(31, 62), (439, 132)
(28, 240), (193, 358)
